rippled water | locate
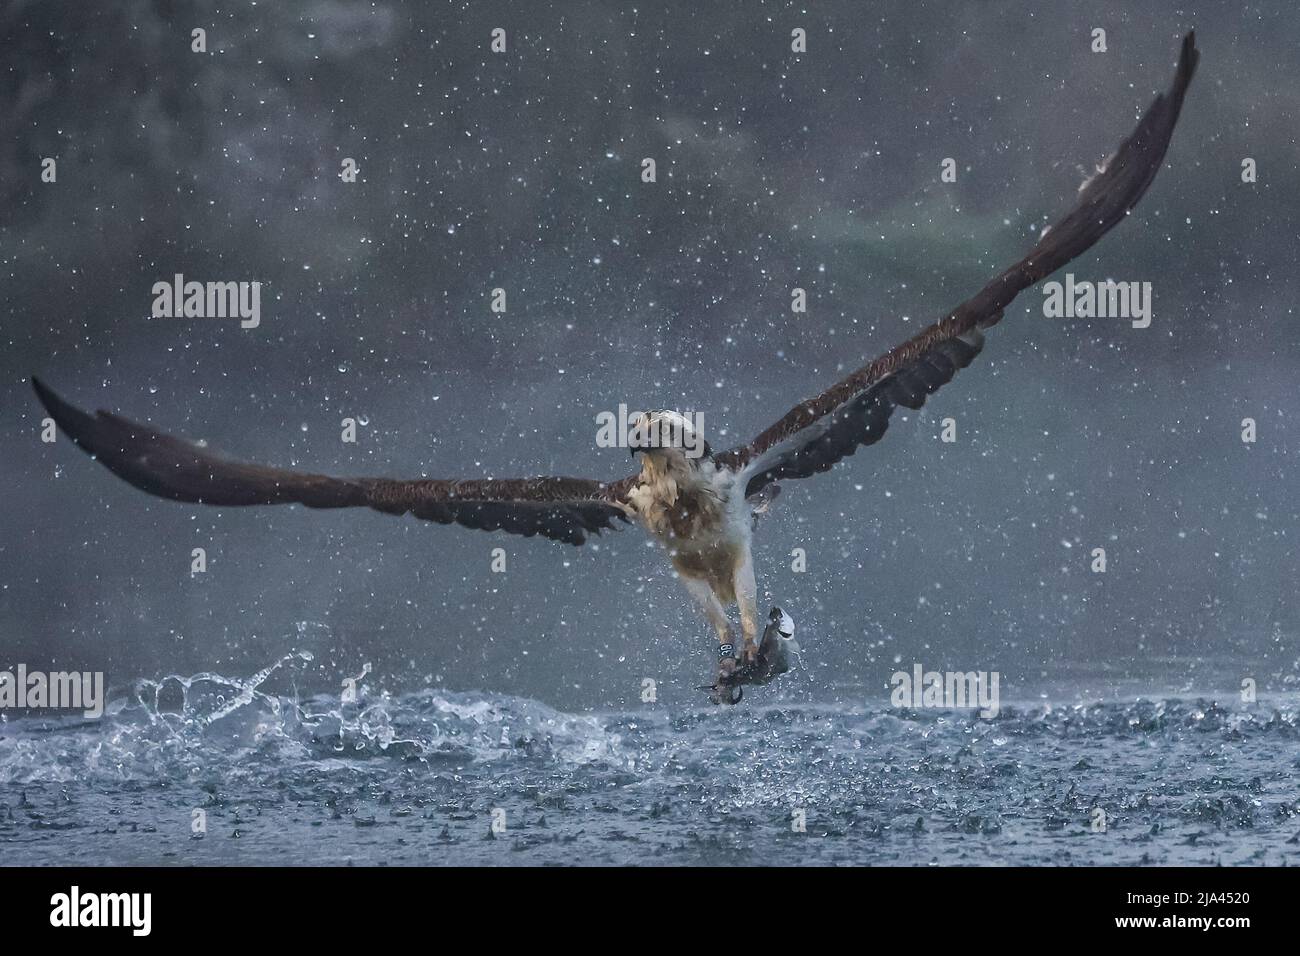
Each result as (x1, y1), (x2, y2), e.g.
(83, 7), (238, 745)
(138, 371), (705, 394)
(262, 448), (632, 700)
(1, 654), (1297, 866)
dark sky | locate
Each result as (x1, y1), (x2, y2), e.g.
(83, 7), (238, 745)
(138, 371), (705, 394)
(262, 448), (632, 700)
(2, 1), (1297, 710)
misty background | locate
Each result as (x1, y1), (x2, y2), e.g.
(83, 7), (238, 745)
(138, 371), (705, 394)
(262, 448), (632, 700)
(2, 0), (1297, 711)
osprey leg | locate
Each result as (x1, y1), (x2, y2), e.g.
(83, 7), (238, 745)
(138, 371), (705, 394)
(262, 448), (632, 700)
(733, 549), (761, 663)
(682, 577), (742, 704)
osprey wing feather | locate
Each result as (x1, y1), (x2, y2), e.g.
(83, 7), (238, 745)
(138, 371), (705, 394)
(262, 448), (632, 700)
(31, 377), (629, 546)
(717, 32), (1198, 500)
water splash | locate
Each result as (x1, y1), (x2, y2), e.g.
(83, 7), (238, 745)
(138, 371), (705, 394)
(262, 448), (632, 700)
(134, 650), (315, 731)
(0, 651), (626, 784)
(1, 677), (1297, 865)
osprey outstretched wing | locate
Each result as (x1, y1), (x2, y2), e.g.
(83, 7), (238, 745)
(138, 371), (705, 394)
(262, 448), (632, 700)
(716, 32), (1198, 499)
(31, 377), (629, 546)
(32, 34), (1196, 558)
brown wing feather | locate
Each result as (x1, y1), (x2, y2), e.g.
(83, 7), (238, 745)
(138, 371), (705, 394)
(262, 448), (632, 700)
(716, 32), (1198, 489)
(32, 378), (629, 546)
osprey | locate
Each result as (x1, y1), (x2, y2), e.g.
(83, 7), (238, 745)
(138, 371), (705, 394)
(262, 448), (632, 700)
(32, 35), (1197, 703)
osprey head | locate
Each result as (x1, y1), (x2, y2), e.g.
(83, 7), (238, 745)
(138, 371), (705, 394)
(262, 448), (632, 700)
(628, 409), (711, 463)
